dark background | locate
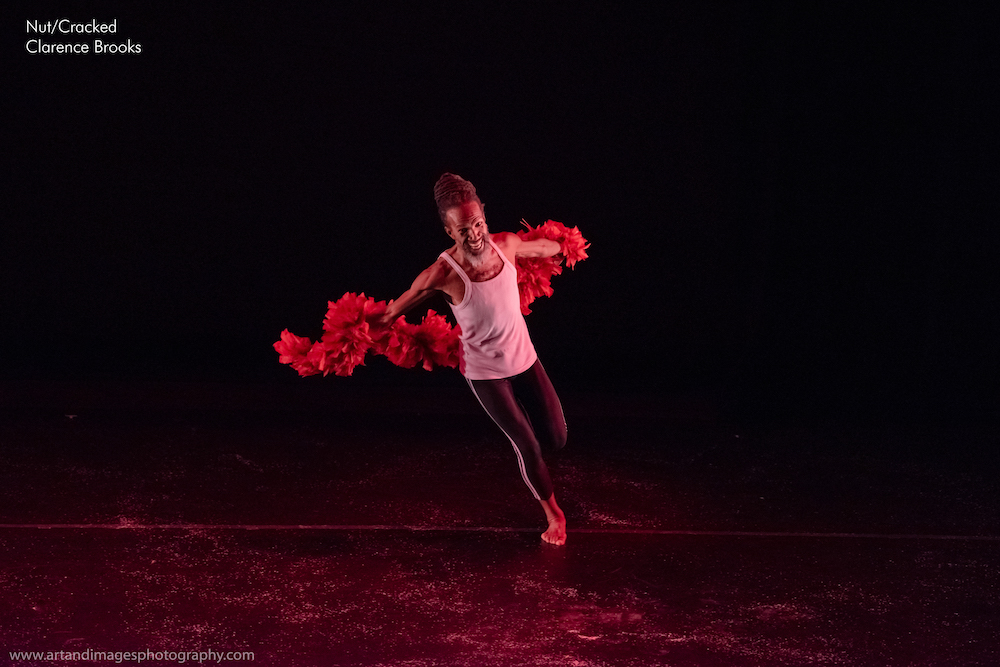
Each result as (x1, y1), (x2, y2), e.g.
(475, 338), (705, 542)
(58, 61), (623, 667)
(3, 2), (998, 421)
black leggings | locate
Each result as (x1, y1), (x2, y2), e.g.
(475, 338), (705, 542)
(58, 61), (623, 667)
(467, 359), (567, 501)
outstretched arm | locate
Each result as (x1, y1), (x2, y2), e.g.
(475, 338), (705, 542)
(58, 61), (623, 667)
(516, 237), (561, 258)
(494, 231), (561, 260)
(374, 261), (447, 327)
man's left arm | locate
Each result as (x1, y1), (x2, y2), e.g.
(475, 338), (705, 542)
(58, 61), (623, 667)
(495, 232), (560, 260)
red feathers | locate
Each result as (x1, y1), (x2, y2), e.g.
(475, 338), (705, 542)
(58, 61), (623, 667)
(275, 220), (589, 377)
(383, 310), (461, 371)
(515, 219), (590, 314)
(316, 292), (388, 376)
(517, 219), (590, 269)
(274, 296), (459, 378)
(275, 293), (390, 378)
(274, 329), (320, 377)
(514, 257), (560, 315)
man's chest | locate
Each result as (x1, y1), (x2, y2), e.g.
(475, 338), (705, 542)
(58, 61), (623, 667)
(465, 256), (504, 282)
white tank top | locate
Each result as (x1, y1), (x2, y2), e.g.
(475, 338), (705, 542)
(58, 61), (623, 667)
(438, 238), (538, 380)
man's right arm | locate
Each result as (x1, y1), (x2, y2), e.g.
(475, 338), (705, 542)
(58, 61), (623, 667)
(375, 261), (446, 327)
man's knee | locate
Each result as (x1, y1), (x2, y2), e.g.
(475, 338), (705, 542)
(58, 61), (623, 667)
(544, 422), (567, 452)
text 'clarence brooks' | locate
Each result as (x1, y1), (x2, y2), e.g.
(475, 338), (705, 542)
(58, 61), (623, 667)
(26, 19), (142, 54)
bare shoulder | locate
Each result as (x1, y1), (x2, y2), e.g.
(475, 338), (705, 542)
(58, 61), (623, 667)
(491, 232), (522, 264)
(491, 231), (520, 250)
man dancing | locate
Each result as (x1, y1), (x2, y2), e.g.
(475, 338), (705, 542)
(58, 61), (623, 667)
(376, 173), (569, 545)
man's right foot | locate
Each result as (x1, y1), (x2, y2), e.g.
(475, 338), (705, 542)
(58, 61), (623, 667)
(541, 516), (566, 546)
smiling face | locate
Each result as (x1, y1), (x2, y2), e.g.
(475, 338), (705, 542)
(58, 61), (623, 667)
(444, 200), (490, 267)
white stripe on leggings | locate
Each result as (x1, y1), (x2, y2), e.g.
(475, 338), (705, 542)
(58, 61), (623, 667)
(466, 377), (541, 500)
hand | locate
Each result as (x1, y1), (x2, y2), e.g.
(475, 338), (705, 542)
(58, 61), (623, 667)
(371, 303), (397, 330)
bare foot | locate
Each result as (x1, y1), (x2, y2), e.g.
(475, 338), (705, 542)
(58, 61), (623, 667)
(539, 493), (567, 546)
(541, 516), (567, 546)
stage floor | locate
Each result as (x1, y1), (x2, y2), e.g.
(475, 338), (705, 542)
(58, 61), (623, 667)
(1, 381), (998, 665)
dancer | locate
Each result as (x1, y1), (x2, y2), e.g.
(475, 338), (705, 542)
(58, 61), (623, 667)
(376, 173), (569, 545)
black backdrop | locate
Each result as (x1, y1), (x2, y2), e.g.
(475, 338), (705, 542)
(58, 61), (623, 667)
(4, 3), (997, 419)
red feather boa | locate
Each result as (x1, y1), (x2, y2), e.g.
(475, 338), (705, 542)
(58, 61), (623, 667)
(275, 220), (588, 377)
